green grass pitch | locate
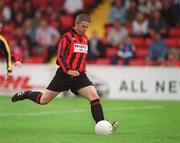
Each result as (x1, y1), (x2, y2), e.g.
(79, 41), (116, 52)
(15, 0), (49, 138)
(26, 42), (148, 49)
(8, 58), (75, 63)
(0, 96), (180, 143)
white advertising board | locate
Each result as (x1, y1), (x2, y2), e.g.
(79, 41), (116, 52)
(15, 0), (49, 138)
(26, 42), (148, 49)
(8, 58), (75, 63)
(0, 63), (56, 94)
(87, 66), (180, 100)
(0, 63), (180, 100)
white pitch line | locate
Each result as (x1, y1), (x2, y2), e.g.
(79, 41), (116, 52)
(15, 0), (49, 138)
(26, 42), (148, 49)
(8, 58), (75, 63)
(0, 105), (163, 116)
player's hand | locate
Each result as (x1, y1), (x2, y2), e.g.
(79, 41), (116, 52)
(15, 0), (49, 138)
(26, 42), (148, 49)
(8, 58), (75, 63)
(67, 70), (80, 77)
(14, 61), (22, 67)
(5, 71), (13, 80)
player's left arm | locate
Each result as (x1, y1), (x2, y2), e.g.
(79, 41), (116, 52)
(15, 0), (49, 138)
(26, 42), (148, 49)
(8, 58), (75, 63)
(0, 35), (13, 73)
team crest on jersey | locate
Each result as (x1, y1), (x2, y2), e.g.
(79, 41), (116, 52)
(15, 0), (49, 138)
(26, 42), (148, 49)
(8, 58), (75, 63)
(83, 38), (87, 43)
(74, 43), (88, 53)
(72, 37), (77, 42)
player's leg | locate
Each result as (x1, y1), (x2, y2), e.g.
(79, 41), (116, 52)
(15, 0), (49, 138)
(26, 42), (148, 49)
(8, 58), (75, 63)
(11, 89), (59, 105)
(78, 85), (118, 131)
(12, 68), (70, 104)
(77, 85), (104, 123)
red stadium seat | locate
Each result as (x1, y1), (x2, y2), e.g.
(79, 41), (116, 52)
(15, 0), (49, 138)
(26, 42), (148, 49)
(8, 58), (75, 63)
(126, 25), (132, 34)
(145, 38), (152, 47)
(129, 59), (145, 66)
(178, 40), (180, 48)
(106, 48), (117, 57)
(144, 60), (153, 66)
(117, 59), (123, 65)
(174, 61), (180, 67)
(83, 0), (96, 8)
(131, 38), (145, 48)
(23, 57), (45, 63)
(95, 58), (110, 65)
(169, 28), (180, 37)
(2, 23), (14, 34)
(51, 0), (65, 10)
(87, 60), (96, 64)
(59, 15), (74, 33)
(32, 0), (49, 8)
(136, 48), (148, 59)
(166, 38), (179, 48)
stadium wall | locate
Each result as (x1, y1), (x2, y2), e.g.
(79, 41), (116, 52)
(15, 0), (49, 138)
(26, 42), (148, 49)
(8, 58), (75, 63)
(0, 63), (180, 100)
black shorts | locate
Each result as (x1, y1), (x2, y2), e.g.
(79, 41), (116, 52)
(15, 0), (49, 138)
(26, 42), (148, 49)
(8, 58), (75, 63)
(47, 68), (93, 95)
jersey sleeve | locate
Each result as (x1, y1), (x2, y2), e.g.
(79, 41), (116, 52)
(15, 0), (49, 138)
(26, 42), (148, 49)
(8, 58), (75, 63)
(11, 52), (22, 62)
(0, 35), (12, 72)
(57, 34), (71, 73)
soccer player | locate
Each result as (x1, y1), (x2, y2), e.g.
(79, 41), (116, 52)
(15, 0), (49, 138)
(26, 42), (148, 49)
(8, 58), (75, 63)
(11, 14), (118, 131)
(0, 22), (22, 77)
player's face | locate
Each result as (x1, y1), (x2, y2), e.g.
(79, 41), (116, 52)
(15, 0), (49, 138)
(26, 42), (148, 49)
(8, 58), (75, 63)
(76, 21), (90, 35)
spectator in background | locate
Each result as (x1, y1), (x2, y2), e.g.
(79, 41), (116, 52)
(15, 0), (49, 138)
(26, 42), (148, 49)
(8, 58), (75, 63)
(146, 0), (162, 13)
(126, 0), (138, 25)
(138, 0), (162, 15)
(111, 36), (135, 65)
(24, 18), (36, 56)
(0, 0), (12, 22)
(11, 0), (23, 21)
(148, 10), (168, 37)
(107, 20), (128, 47)
(168, 48), (180, 66)
(109, 0), (127, 24)
(160, 0), (175, 27)
(24, 1), (34, 19)
(132, 12), (148, 37)
(31, 0), (49, 10)
(14, 11), (24, 27)
(63, 0), (84, 15)
(45, 5), (59, 29)
(173, 0), (180, 27)
(35, 19), (60, 62)
(12, 27), (29, 57)
(138, 0), (149, 14)
(88, 31), (106, 60)
(33, 9), (43, 27)
(146, 32), (168, 65)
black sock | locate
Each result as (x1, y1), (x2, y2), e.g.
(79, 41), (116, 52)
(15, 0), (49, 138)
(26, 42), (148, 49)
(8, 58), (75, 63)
(90, 99), (104, 123)
(23, 91), (42, 104)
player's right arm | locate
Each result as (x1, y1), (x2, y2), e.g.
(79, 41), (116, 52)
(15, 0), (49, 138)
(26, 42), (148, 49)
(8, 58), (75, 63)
(57, 35), (71, 73)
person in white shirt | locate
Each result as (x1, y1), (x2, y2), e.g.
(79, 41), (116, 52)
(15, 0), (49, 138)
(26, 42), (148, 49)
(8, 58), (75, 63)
(36, 19), (60, 62)
(132, 12), (148, 37)
(107, 20), (128, 47)
(64, 0), (84, 14)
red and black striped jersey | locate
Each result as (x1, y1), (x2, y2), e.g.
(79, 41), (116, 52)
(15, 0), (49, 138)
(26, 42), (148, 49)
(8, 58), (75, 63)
(56, 29), (88, 73)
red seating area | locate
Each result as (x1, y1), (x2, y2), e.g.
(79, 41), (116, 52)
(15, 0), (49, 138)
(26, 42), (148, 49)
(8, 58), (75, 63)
(59, 14), (74, 33)
(91, 28), (180, 66)
(0, 1), (179, 66)
(106, 48), (117, 57)
(166, 38), (180, 48)
(23, 56), (45, 63)
(169, 28), (180, 37)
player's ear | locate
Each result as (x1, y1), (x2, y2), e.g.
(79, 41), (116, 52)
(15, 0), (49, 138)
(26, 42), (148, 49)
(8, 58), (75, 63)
(75, 21), (78, 26)
(75, 21), (81, 26)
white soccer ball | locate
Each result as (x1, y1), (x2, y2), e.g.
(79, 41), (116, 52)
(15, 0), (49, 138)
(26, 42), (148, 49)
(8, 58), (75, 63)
(95, 120), (113, 135)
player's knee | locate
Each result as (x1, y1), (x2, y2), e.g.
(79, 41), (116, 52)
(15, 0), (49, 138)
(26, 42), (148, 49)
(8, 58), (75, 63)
(40, 101), (49, 105)
(89, 92), (99, 101)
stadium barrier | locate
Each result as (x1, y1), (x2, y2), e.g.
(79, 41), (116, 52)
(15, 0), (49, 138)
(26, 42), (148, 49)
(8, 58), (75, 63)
(0, 63), (180, 100)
